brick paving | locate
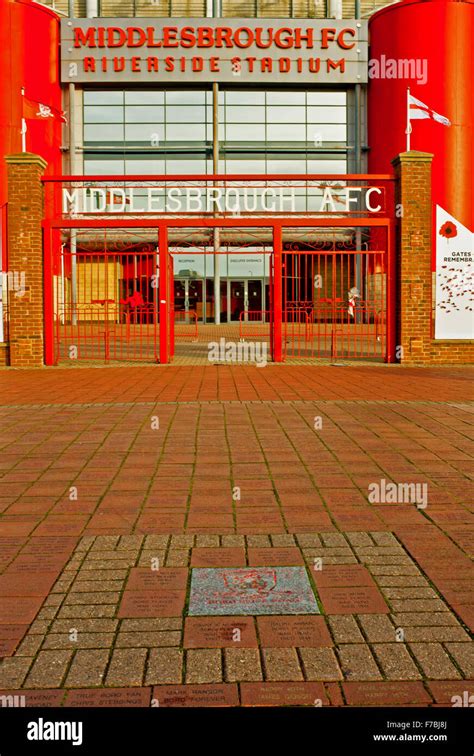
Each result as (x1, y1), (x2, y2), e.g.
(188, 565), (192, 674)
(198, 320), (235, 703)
(0, 365), (472, 707)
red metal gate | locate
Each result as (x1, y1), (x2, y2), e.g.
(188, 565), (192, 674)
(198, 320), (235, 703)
(53, 229), (160, 363)
(282, 228), (388, 361)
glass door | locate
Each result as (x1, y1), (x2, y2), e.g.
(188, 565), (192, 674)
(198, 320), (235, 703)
(229, 280), (245, 322)
(246, 280), (262, 317)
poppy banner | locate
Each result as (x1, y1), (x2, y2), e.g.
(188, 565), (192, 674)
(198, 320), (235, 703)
(435, 205), (474, 340)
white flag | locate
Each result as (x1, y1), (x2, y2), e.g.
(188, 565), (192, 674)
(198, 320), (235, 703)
(408, 94), (451, 126)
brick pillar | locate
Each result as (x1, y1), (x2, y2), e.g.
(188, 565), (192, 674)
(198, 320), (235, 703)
(5, 153), (47, 367)
(391, 151), (433, 365)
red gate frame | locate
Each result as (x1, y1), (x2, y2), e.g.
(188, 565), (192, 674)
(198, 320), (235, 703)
(42, 174), (396, 366)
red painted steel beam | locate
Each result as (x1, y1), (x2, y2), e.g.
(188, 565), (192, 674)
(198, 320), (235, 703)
(158, 224), (169, 364)
(272, 225), (283, 363)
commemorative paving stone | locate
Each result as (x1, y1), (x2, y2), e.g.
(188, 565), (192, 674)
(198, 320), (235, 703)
(64, 687), (152, 707)
(257, 616), (332, 647)
(0, 690), (65, 707)
(126, 568), (188, 592)
(0, 598), (41, 625)
(247, 548), (304, 566)
(0, 572), (59, 597)
(312, 564), (376, 587)
(0, 625), (28, 657)
(342, 681), (432, 706)
(118, 590), (186, 618)
(241, 682), (328, 707)
(188, 567), (320, 616)
(318, 586), (389, 614)
(191, 548), (246, 567)
(184, 617), (258, 648)
(153, 684), (239, 707)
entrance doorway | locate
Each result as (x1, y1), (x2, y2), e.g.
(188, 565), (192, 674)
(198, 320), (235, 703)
(228, 279), (263, 322)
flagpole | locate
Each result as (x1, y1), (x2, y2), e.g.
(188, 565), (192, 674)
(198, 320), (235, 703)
(406, 87), (411, 152)
(20, 88), (26, 153)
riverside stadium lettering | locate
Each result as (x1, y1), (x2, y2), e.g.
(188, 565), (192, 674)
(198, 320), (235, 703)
(61, 19), (368, 84)
(61, 186), (384, 215)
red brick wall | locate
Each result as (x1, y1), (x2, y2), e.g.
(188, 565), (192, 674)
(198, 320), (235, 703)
(5, 153), (47, 367)
(392, 152), (473, 365)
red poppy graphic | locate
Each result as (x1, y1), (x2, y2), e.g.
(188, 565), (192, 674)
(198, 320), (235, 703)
(439, 221), (457, 239)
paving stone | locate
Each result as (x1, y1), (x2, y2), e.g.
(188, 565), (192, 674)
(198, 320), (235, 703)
(338, 645), (383, 681)
(409, 643), (461, 680)
(312, 564), (375, 587)
(186, 649), (222, 683)
(116, 631), (181, 648)
(191, 548), (246, 567)
(270, 535), (296, 547)
(257, 616), (332, 647)
(118, 590), (186, 618)
(126, 567), (188, 591)
(152, 683), (238, 707)
(319, 586), (388, 615)
(145, 648), (183, 685)
(372, 644), (422, 680)
(246, 535), (271, 547)
(65, 687), (151, 707)
(370, 533), (399, 546)
(58, 605), (117, 619)
(444, 644), (474, 677)
(390, 599), (449, 613)
(262, 648), (303, 681)
(343, 681), (432, 706)
(71, 580), (123, 593)
(328, 616), (365, 644)
(0, 689), (65, 706)
(184, 617), (257, 648)
(402, 626), (471, 642)
(224, 648), (263, 682)
(120, 618), (182, 632)
(90, 536), (120, 551)
(65, 649), (109, 687)
(64, 592), (121, 606)
(381, 587), (439, 599)
(241, 681), (327, 706)
(195, 535), (220, 547)
(42, 633), (115, 650)
(320, 533), (348, 547)
(296, 534), (322, 548)
(357, 614), (397, 642)
(221, 535), (245, 547)
(137, 551), (167, 567)
(0, 597), (42, 625)
(390, 612), (460, 627)
(117, 536), (144, 551)
(248, 547), (304, 566)
(0, 657), (33, 688)
(25, 650), (72, 688)
(165, 550), (190, 567)
(376, 576), (430, 587)
(144, 536), (170, 549)
(427, 680), (474, 705)
(15, 635), (43, 657)
(51, 618), (118, 633)
(299, 648), (342, 681)
(105, 648), (147, 686)
(346, 532), (373, 547)
(170, 535), (195, 548)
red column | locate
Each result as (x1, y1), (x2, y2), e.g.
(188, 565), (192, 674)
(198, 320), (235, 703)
(169, 253), (175, 358)
(272, 224), (283, 362)
(385, 220), (396, 363)
(159, 224), (169, 364)
(43, 223), (55, 365)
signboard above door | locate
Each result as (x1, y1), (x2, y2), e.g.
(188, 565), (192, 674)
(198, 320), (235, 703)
(60, 18), (368, 84)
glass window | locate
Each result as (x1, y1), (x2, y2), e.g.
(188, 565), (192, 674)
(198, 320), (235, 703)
(266, 92), (305, 105)
(125, 106), (164, 123)
(307, 106), (346, 123)
(225, 105), (265, 122)
(307, 91), (346, 106)
(267, 160), (306, 173)
(165, 123), (206, 140)
(125, 159), (166, 174)
(84, 91), (123, 105)
(124, 91), (164, 104)
(84, 159), (125, 175)
(166, 105), (206, 122)
(224, 159), (266, 174)
(267, 106), (306, 123)
(125, 124), (163, 142)
(165, 91), (206, 105)
(166, 159), (207, 174)
(225, 91), (265, 105)
(84, 106), (123, 123)
(308, 160), (347, 173)
(84, 124), (124, 142)
(306, 124), (347, 142)
(267, 124), (306, 141)
(225, 123), (266, 141)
